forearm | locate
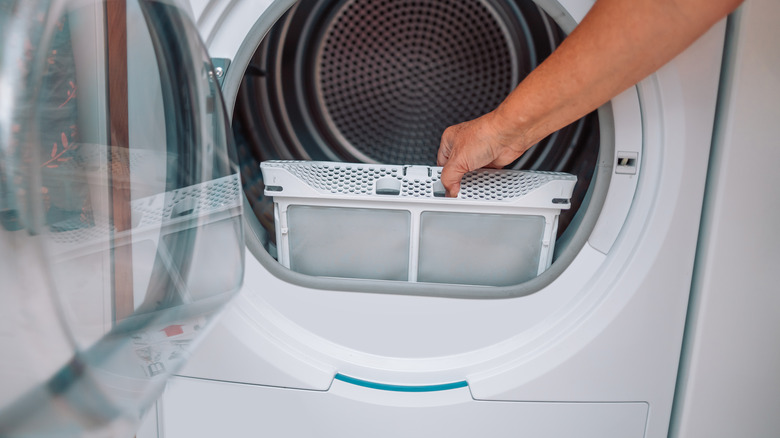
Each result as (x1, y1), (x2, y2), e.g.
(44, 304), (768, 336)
(438, 0), (742, 196)
(495, 0), (742, 146)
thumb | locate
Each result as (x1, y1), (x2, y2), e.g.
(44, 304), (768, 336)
(440, 159), (469, 197)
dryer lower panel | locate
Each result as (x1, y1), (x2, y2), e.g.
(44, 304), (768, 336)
(161, 376), (649, 438)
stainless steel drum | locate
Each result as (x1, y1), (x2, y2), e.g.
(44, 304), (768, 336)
(234, 0), (600, 240)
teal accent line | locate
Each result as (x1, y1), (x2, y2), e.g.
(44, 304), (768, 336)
(334, 374), (468, 392)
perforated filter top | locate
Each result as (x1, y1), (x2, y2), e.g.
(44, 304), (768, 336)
(261, 161), (576, 287)
(261, 160), (575, 204)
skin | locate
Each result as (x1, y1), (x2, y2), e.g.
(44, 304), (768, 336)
(437, 0), (744, 197)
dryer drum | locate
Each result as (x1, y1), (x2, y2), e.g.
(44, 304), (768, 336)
(235, 0), (600, 245)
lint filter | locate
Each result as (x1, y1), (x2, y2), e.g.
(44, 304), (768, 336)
(260, 161), (576, 287)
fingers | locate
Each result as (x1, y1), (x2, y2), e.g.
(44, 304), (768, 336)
(440, 158), (468, 197)
(436, 111), (528, 197)
(437, 121), (491, 197)
(438, 126), (468, 196)
(439, 135), (490, 197)
(438, 125), (465, 196)
(437, 127), (455, 166)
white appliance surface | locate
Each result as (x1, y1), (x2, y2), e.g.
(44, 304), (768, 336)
(141, 0), (753, 437)
(160, 376), (648, 437)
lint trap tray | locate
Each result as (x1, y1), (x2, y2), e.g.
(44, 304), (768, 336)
(260, 161), (577, 287)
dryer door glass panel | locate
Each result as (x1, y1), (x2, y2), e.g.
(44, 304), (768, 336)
(0, 0), (241, 435)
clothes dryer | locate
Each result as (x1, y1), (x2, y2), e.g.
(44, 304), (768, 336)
(144, 0), (727, 437)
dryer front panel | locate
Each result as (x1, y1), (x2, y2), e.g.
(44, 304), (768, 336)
(175, 1), (725, 437)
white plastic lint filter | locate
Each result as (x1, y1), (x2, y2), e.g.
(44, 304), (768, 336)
(260, 161), (576, 287)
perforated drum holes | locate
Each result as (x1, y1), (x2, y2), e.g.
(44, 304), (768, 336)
(316, 0), (521, 164)
(234, 0), (602, 243)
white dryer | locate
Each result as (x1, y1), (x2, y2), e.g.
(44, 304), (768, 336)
(144, 0), (728, 437)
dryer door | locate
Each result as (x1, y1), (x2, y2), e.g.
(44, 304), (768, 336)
(0, 0), (243, 435)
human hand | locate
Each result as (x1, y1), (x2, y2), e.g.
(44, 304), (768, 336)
(437, 110), (532, 197)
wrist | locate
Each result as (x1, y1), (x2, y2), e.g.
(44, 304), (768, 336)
(492, 101), (536, 155)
